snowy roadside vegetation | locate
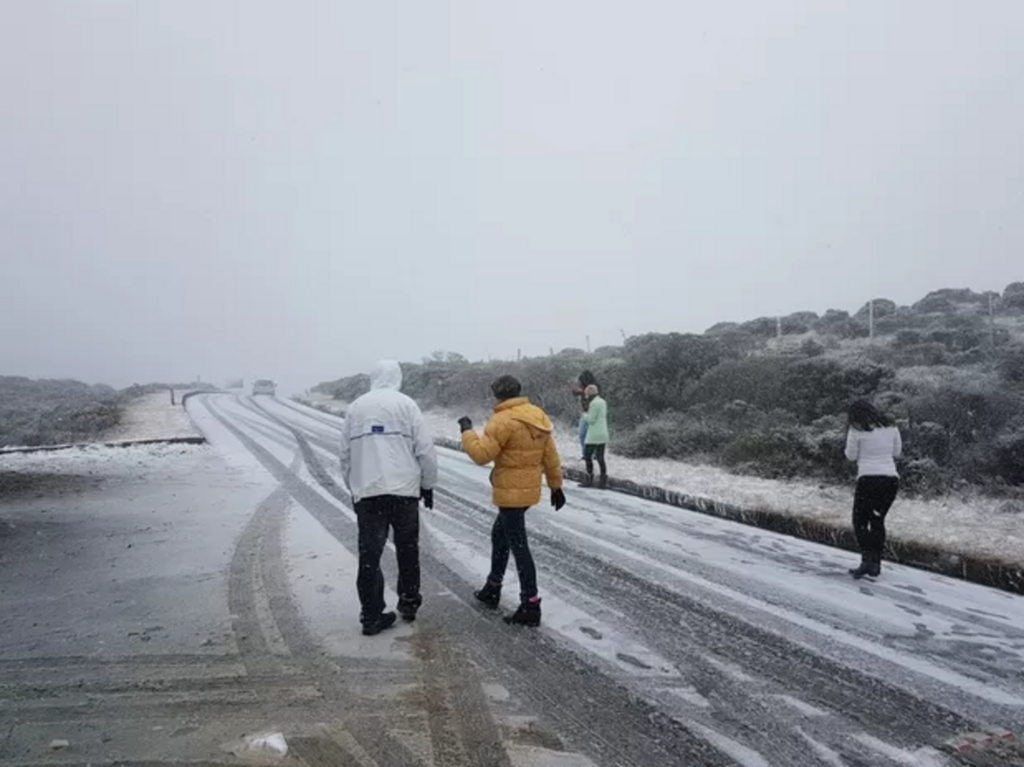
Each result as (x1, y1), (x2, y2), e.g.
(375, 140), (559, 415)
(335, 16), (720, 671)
(0, 377), (123, 448)
(0, 378), (212, 448)
(314, 283), (1024, 504)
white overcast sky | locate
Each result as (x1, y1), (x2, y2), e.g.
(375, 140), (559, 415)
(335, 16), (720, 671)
(2, 1), (1022, 391)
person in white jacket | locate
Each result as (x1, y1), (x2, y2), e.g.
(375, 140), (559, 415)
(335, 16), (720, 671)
(339, 360), (438, 635)
(844, 399), (902, 580)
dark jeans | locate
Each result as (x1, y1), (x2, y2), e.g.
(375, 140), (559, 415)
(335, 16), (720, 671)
(355, 495), (421, 624)
(852, 476), (899, 554)
(584, 443), (607, 478)
(488, 508), (537, 602)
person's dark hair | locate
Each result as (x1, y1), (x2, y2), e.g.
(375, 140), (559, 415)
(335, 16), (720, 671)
(578, 370), (598, 388)
(491, 374), (522, 401)
(848, 399), (890, 431)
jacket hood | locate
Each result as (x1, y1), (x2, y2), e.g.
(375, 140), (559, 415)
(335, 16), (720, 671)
(496, 397), (553, 433)
(370, 360), (403, 391)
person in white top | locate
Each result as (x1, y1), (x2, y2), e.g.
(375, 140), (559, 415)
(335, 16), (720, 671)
(844, 400), (902, 579)
(339, 360), (438, 635)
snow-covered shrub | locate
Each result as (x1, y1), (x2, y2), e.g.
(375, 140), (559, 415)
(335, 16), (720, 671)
(0, 377), (124, 447)
(998, 344), (1024, 384)
(900, 458), (948, 496)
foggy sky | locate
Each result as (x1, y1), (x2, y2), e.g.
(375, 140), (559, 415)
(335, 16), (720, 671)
(3, 1), (1022, 394)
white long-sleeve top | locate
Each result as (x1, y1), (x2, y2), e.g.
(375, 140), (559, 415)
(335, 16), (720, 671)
(845, 426), (902, 478)
(338, 360), (438, 503)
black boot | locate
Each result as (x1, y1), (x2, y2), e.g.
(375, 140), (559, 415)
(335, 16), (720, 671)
(474, 580), (502, 608)
(397, 596), (421, 622)
(362, 611), (397, 636)
(597, 474), (608, 490)
(867, 551), (882, 578)
(504, 598), (541, 627)
(849, 554), (871, 580)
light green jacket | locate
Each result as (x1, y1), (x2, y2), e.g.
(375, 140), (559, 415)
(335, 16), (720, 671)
(584, 396), (609, 445)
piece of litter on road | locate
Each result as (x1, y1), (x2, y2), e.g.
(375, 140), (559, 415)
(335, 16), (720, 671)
(223, 732), (288, 760)
(49, 740), (70, 750)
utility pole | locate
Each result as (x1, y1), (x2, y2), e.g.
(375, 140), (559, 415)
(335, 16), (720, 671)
(989, 293), (997, 349)
(586, 335), (591, 353)
(869, 300), (875, 342)
(517, 348), (522, 361)
(619, 328), (627, 343)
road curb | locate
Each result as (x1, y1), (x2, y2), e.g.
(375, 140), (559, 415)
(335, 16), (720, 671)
(0, 436), (207, 455)
(434, 437), (1024, 596)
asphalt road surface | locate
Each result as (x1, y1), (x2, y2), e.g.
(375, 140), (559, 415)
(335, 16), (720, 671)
(1, 392), (1022, 767)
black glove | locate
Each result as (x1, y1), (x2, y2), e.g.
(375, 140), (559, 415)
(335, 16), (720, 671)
(551, 488), (566, 511)
(420, 488), (434, 509)
(458, 416), (473, 433)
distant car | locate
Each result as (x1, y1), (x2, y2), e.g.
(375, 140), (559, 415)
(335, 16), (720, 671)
(252, 379), (276, 396)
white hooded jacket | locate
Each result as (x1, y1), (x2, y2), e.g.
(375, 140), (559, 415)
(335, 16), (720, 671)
(339, 360), (438, 503)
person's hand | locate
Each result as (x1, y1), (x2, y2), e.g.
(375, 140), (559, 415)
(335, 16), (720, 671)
(551, 488), (566, 511)
(458, 416), (473, 433)
(420, 487), (434, 509)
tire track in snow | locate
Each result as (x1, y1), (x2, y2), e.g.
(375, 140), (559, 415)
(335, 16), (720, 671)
(428, 488), (957, 765)
(212, 394), (735, 767)
(205, 397), (513, 767)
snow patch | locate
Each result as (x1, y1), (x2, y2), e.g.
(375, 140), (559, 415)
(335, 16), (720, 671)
(541, 516), (1024, 706)
(794, 729), (846, 767)
(0, 441), (206, 478)
(105, 392), (200, 442)
(770, 695), (829, 718)
(284, 503), (414, 660)
(687, 723), (771, 767)
(422, 521), (680, 680)
(658, 685), (712, 709)
(852, 733), (951, 766)
(506, 746), (597, 767)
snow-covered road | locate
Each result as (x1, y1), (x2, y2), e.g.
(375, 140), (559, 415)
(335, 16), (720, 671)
(185, 393), (1024, 767)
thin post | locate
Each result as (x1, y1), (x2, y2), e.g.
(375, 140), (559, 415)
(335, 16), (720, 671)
(989, 293), (997, 348)
(586, 335), (591, 353)
(517, 348), (522, 361)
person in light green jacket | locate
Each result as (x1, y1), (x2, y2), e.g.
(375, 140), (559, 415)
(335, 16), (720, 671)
(582, 384), (609, 489)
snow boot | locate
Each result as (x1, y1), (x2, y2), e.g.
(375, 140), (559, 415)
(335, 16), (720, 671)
(397, 596), (421, 623)
(474, 580), (502, 609)
(362, 611), (397, 636)
(578, 474), (594, 488)
(867, 551), (882, 578)
(504, 597), (542, 627)
(597, 474), (608, 490)
(849, 554), (871, 580)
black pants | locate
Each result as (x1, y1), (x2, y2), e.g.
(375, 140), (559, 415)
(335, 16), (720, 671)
(488, 508), (537, 602)
(584, 443), (607, 478)
(852, 476), (899, 554)
(355, 495), (420, 624)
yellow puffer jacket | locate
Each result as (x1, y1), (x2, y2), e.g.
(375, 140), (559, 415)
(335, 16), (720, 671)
(462, 397), (563, 509)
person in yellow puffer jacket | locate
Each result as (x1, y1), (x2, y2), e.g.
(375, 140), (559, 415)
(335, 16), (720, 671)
(459, 375), (566, 627)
